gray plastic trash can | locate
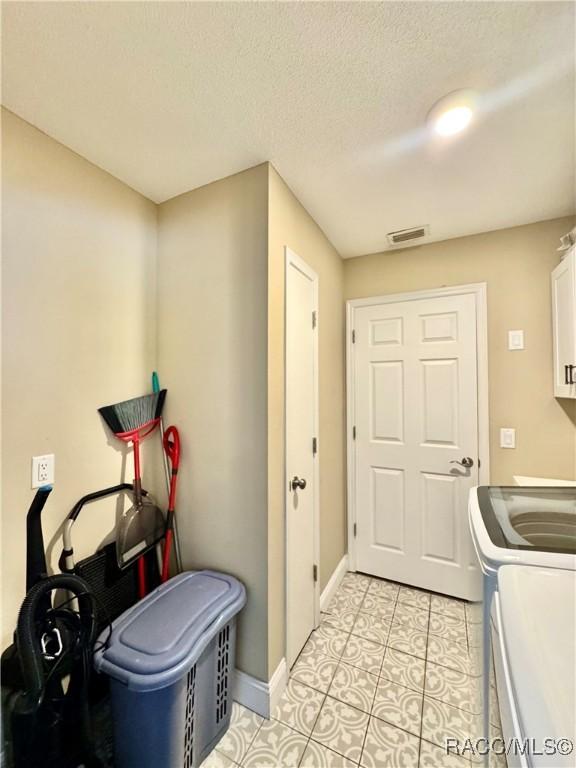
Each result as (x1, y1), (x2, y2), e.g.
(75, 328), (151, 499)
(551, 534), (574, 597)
(94, 570), (246, 768)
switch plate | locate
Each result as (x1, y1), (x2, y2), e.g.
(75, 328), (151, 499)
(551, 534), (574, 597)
(32, 454), (55, 488)
(508, 330), (524, 350)
(500, 429), (516, 449)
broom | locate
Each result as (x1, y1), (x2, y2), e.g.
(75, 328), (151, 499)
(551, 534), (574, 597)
(98, 390), (167, 597)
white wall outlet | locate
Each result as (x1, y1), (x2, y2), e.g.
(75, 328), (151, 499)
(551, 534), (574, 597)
(508, 330), (524, 350)
(32, 454), (55, 488)
(500, 429), (516, 449)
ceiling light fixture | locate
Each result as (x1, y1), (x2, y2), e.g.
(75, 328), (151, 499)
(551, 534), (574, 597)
(428, 89), (478, 137)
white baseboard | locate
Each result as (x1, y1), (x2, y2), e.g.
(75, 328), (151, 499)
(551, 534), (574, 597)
(320, 554), (349, 613)
(268, 657), (288, 714)
(234, 657), (287, 719)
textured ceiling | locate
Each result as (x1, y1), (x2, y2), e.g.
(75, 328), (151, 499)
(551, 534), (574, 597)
(2, 2), (575, 257)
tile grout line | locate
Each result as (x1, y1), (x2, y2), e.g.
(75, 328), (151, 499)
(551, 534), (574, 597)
(360, 586), (425, 765)
(357, 590), (396, 768)
(305, 580), (372, 767)
(238, 715), (264, 767)
(329, 582), (370, 766)
(416, 597), (431, 767)
(296, 687), (328, 768)
(295, 586), (364, 766)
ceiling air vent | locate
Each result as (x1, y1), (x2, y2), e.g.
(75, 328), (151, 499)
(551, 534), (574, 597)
(387, 226), (429, 248)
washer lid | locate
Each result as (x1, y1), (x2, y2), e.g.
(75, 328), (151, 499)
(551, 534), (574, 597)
(477, 486), (576, 554)
(498, 565), (576, 763)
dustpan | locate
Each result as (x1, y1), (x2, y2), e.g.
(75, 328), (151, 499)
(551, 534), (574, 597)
(116, 494), (164, 569)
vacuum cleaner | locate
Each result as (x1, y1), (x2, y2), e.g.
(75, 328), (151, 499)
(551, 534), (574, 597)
(1, 486), (103, 768)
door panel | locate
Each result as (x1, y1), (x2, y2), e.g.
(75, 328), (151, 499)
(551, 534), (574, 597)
(371, 466), (405, 551)
(286, 250), (318, 668)
(371, 362), (404, 442)
(421, 359), (459, 446)
(421, 472), (458, 563)
(420, 312), (458, 343)
(353, 292), (482, 600)
(371, 317), (403, 345)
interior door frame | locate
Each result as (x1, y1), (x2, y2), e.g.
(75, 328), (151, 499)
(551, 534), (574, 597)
(285, 246), (320, 666)
(346, 282), (490, 572)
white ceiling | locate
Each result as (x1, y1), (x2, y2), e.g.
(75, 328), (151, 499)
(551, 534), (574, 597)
(2, 2), (575, 257)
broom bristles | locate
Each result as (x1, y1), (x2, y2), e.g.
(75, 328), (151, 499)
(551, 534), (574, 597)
(99, 389), (167, 435)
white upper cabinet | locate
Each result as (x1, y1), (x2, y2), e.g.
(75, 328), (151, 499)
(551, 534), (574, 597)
(552, 246), (576, 398)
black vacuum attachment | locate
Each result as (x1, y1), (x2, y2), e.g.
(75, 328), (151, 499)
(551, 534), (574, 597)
(1, 488), (104, 768)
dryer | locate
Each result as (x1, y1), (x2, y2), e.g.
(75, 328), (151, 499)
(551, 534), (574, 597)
(468, 486), (576, 738)
(492, 565), (575, 768)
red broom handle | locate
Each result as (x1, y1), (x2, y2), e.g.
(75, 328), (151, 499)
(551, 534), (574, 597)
(133, 436), (141, 499)
(161, 426), (181, 582)
(138, 557), (146, 599)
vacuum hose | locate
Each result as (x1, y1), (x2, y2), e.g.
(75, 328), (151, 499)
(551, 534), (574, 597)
(15, 573), (95, 710)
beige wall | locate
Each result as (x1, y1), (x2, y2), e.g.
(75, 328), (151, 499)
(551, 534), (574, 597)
(1, 109), (158, 650)
(267, 166), (346, 677)
(157, 164), (269, 680)
(345, 218), (576, 483)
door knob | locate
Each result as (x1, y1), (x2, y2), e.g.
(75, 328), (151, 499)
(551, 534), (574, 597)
(450, 457), (474, 468)
(291, 476), (307, 491)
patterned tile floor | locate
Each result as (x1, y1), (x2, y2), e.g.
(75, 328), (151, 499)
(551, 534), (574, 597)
(202, 572), (495, 768)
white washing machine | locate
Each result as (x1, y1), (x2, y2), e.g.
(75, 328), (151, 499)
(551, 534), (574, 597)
(492, 565), (575, 768)
(468, 486), (576, 738)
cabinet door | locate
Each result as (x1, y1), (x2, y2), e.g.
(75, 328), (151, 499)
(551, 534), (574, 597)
(552, 248), (576, 398)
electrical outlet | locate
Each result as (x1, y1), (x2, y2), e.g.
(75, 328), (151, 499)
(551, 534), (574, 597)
(500, 429), (516, 449)
(32, 454), (55, 488)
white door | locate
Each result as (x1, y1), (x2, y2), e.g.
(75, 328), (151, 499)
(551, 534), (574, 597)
(285, 248), (319, 668)
(350, 291), (483, 600)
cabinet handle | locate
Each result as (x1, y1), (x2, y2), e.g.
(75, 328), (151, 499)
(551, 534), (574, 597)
(570, 365), (575, 386)
(565, 365), (571, 385)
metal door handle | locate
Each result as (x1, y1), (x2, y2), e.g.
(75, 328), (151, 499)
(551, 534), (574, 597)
(291, 476), (307, 491)
(450, 457), (474, 468)
(565, 365), (575, 385)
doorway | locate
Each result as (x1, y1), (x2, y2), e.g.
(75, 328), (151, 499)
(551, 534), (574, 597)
(285, 247), (320, 668)
(347, 284), (488, 601)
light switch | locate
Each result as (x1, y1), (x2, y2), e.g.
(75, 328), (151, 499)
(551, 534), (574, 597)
(508, 330), (524, 350)
(500, 428), (516, 449)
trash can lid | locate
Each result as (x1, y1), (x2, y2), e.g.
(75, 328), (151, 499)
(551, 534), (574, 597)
(94, 570), (246, 690)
